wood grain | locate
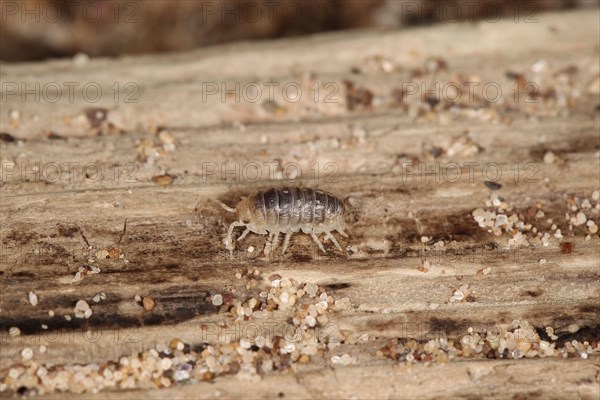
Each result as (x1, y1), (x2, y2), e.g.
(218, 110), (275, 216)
(1, 7), (599, 399)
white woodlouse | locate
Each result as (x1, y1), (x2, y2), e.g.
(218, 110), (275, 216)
(219, 187), (348, 255)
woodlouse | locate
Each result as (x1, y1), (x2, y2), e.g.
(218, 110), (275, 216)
(219, 187), (348, 255)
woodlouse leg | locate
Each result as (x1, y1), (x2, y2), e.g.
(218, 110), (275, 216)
(226, 221), (245, 253)
(281, 232), (293, 255)
(337, 228), (348, 238)
(272, 232), (280, 251)
(237, 228), (250, 242)
(325, 232), (343, 252)
(264, 232), (275, 255)
(310, 232), (327, 254)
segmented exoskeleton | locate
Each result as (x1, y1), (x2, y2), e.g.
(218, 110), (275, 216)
(219, 187), (347, 255)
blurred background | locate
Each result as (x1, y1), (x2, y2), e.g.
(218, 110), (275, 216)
(1, 0), (594, 62)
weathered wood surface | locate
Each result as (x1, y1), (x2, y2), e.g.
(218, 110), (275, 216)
(1, 8), (599, 399)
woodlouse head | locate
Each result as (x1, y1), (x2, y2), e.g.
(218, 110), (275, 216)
(235, 197), (254, 223)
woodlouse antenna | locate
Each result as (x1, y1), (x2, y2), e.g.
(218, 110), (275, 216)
(215, 199), (236, 213)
